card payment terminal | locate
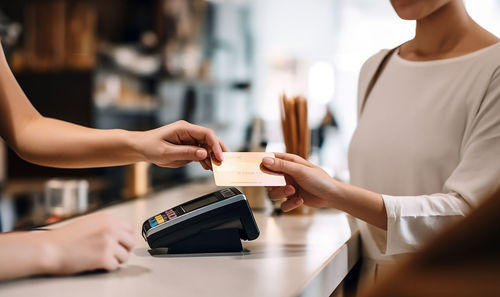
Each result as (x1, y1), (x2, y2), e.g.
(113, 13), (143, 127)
(142, 188), (260, 253)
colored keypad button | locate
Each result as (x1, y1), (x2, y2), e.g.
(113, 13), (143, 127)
(155, 215), (164, 224)
(149, 219), (158, 227)
(165, 209), (177, 220)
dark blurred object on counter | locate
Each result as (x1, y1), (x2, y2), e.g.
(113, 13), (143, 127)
(44, 179), (89, 223)
(359, 188), (500, 297)
(122, 162), (151, 199)
(0, 177), (107, 232)
(280, 94), (313, 216)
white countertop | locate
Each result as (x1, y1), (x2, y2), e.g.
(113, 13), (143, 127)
(0, 180), (360, 297)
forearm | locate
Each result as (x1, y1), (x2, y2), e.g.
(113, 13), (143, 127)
(16, 117), (145, 168)
(0, 45), (39, 144)
(0, 232), (57, 281)
(330, 181), (388, 230)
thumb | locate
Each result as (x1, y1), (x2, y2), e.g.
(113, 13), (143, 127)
(167, 145), (208, 161)
(262, 157), (303, 177)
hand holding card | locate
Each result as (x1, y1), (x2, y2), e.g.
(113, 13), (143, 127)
(211, 152), (286, 187)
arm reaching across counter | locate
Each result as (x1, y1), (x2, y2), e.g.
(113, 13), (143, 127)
(0, 45), (226, 170)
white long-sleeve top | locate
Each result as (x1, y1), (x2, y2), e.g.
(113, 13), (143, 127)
(348, 42), (500, 269)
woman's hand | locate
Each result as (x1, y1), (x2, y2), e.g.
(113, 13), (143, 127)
(262, 152), (387, 229)
(262, 153), (341, 212)
(42, 212), (135, 275)
(133, 120), (229, 170)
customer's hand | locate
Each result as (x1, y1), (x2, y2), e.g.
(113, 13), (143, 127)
(262, 153), (339, 212)
(134, 120), (228, 170)
(44, 212), (135, 275)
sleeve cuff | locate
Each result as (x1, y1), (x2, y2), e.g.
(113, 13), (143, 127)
(381, 194), (466, 255)
(382, 194), (419, 255)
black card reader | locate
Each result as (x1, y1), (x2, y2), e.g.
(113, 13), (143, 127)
(142, 187), (260, 254)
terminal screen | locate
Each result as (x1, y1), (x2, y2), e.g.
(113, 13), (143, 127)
(182, 195), (218, 212)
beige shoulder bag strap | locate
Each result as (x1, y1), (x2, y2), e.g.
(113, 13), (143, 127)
(360, 47), (399, 115)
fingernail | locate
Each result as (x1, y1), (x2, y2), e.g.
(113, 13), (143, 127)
(285, 187), (294, 195)
(195, 150), (206, 158)
(262, 157), (274, 166)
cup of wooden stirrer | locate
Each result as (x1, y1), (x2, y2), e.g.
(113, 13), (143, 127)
(279, 94), (314, 216)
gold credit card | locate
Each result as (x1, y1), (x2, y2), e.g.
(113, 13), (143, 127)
(211, 152), (286, 187)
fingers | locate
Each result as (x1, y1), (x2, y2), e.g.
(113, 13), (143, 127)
(262, 157), (305, 177)
(167, 144), (208, 162)
(199, 160), (210, 170)
(203, 158), (212, 170)
(281, 197), (304, 212)
(198, 158), (213, 170)
(114, 242), (130, 264)
(107, 222), (134, 269)
(273, 152), (312, 167)
(162, 160), (191, 168)
(116, 229), (135, 252)
(267, 185), (295, 200)
(174, 121), (224, 162)
(160, 158), (212, 169)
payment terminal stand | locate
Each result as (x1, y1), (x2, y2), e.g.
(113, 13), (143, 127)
(142, 188), (260, 254)
(166, 227), (243, 254)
